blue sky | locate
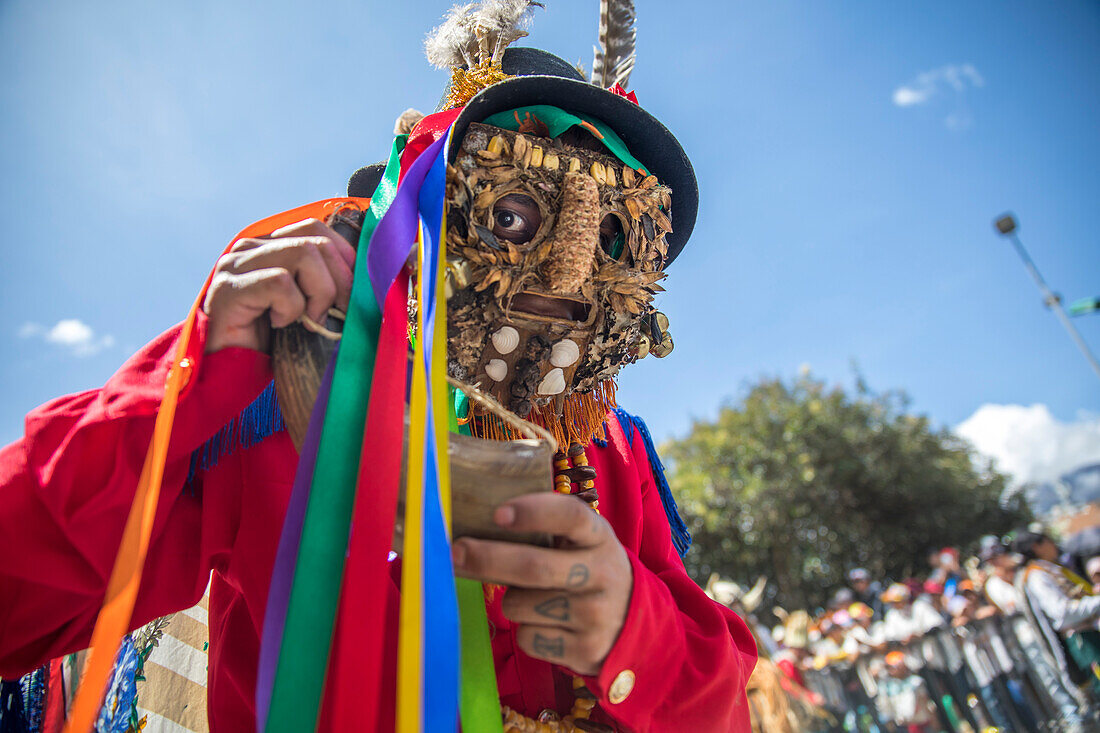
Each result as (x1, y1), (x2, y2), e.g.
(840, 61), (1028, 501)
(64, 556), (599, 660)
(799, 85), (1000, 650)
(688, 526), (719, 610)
(3, 0), (1098, 478)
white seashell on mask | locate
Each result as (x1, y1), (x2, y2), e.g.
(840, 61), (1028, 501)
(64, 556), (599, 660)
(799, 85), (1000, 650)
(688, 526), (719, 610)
(537, 367), (566, 395)
(485, 359), (508, 382)
(491, 326), (519, 355)
(550, 339), (580, 368)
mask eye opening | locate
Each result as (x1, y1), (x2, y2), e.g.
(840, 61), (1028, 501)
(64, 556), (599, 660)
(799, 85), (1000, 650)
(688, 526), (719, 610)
(491, 192), (543, 246)
(599, 212), (632, 265)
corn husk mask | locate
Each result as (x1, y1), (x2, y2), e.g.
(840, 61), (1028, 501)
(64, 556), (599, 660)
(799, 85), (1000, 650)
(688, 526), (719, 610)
(445, 114), (673, 438)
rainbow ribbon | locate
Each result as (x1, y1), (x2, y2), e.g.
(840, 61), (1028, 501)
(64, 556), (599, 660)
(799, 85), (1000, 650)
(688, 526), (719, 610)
(398, 137), (460, 730)
(72, 116), (496, 732)
(260, 136), (408, 733)
(262, 124), (473, 732)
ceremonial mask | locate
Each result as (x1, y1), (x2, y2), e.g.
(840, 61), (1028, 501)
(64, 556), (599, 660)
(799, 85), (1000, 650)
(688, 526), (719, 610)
(445, 119), (674, 421)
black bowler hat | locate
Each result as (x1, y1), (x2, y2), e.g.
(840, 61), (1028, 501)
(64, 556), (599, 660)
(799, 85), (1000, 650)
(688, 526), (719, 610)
(349, 47), (698, 265)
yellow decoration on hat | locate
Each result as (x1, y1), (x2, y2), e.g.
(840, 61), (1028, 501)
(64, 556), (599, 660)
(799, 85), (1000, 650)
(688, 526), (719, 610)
(425, 1), (538, 109)
(444, 61), (514, 109)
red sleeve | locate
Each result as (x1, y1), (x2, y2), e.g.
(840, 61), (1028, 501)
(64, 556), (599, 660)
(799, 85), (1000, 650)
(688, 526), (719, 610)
(0, 312), (274, 676)
(584, 420), (758, 732)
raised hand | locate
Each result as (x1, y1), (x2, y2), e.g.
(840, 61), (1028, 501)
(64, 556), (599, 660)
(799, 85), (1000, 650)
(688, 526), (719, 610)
(203, 218), (356, 354)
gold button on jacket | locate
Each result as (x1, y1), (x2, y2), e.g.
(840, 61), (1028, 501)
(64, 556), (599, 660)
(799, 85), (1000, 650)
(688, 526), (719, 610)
(608, 670), (635, 704)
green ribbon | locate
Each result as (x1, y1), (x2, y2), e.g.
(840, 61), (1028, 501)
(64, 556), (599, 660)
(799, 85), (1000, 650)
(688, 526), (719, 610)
(482, 105), (649, 174)
(451, 387), (504, 732)
(266, 135), (406, 732)
(458, 579), (503, 733)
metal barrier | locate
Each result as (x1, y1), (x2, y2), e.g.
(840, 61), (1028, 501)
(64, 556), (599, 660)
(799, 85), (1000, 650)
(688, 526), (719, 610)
(800, 613), (1097, 732)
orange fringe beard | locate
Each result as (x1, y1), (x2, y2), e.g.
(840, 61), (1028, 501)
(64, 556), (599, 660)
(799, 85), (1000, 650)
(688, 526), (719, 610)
(466, 380), (617, 448)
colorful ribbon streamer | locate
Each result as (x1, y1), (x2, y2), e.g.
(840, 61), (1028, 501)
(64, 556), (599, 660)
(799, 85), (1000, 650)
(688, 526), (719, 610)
(318, 136), (412, 733)
(70, 100), (507, 733)
(255, 347), (338, 731)
(266, 127), (464, 732)
(322, 267), (410, 733)
(259, 137), (407, 733)
(397, 134), (461, 732)
(265, 137), (414, 730)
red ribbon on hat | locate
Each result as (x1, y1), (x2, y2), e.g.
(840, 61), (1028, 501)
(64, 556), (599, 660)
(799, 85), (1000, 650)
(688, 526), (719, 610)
(608, 83), (639, 105)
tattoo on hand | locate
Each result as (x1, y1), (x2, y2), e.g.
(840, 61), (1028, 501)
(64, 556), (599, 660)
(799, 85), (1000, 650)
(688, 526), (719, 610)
(534, 595), (570, 622)
(533, 633), (565, 658)
(566, 563), (590, 588)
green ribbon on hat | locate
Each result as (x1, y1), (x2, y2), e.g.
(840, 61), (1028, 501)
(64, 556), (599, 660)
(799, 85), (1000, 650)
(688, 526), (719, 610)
(481, 105), (649, 175)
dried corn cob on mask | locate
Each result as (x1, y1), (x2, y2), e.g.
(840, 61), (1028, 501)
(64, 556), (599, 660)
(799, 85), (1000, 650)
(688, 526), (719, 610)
(445, 118), (674, 421)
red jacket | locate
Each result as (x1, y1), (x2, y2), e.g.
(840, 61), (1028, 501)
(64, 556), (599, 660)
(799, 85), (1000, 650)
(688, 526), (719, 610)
(0, 313), (757, 731)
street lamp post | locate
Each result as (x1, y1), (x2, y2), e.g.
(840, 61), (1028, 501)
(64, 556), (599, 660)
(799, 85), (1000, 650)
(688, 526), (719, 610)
(994, 213), (1100, 381)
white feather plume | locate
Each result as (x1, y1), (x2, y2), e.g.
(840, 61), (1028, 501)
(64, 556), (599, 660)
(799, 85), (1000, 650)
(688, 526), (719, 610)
(425, 0), (543, 70)
(591, 0), (636, 89)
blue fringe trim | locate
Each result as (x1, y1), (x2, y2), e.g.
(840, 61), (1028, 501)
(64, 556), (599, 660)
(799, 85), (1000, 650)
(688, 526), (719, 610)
(1, 679), (28, 731)
(1, 666), (46, 733)
(186, 381), (285, 485)
(609, 407), (692, 558)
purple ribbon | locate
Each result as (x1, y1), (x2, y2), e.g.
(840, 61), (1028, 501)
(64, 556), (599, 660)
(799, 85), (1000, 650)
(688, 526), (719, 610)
(366, 134), (450, 307)
(255, 349), (338, 731)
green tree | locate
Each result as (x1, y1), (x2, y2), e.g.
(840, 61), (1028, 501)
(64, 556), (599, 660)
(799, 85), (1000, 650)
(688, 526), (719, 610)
(664, 374), (1029, 612)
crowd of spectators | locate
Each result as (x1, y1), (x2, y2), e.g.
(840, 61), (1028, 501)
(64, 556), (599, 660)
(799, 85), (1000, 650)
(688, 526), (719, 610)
(761, 528), (1100, 733)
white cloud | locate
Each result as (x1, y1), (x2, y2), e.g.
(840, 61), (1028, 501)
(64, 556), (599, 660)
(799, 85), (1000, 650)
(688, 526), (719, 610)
(17, 318), (115, 357)
(955, 404), (1100, 487)
(45, 318), (94, 347)
(892, 63), (984, 108)
(892, 86), (932, 107)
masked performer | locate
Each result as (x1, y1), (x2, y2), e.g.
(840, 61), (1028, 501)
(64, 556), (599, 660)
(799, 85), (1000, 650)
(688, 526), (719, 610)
(0, 3), (757, 731)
